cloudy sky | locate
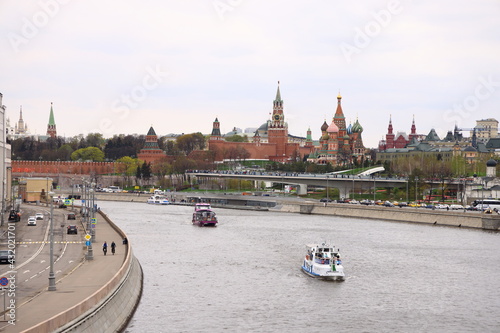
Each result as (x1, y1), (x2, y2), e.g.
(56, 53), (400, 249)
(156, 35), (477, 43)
(1, 0), (499, 148)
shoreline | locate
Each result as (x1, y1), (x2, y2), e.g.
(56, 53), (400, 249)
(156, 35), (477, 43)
(92, 192), (500, 231)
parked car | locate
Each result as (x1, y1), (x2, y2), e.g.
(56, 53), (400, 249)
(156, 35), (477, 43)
(319, 198), (333, 203)
(67, 212), (76, 220)
(449, 204), (464, 210)
(0, 250), (14, 264)
(67, 225), (78, 234)
(8, 210), (21, 222)
(28, 216), (37, 226)
(383, 201), (395, 207)
(35, 213), (44, 220)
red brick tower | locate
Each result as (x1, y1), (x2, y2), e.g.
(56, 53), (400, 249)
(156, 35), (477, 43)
(210, 117), (222, 141)
(268, 82), (289, 161)
(409, 115), (417, 143)
(137, 126), (167, 163)
(385, 115), (395, 149)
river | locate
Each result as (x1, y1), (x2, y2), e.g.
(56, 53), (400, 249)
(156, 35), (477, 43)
(98, 201), (500, 333)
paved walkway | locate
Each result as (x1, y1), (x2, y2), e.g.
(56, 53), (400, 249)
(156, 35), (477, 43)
(0, 211), (126, 333)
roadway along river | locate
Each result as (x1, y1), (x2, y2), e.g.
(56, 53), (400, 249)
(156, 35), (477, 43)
(99, 201), (500, 333)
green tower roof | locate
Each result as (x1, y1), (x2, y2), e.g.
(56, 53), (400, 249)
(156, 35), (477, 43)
(48, 103), (56, 126)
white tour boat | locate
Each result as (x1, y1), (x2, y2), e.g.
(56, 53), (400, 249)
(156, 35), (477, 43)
(147, 195), (170, 205)
(301, 242), (345, 281)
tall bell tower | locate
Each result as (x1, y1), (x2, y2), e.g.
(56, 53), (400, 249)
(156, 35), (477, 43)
(268, 82), (288, 160)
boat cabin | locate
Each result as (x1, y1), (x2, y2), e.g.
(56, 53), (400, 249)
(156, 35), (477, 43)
(306, 243), (341, 265)
(195, 203), (212, 211)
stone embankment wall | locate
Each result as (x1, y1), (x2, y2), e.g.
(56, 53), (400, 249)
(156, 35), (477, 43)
(94, 193), (500, 230)
(24, 211), (143, 333)
(283, 203), (500, 230)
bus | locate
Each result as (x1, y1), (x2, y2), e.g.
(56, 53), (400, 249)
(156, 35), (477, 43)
(472, 199), (500, 210)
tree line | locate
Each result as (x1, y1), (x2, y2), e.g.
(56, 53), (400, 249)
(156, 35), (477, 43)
(10, 132), (206, 162)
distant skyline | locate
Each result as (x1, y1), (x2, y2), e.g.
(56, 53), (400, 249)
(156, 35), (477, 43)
(1, 1), (499, 147)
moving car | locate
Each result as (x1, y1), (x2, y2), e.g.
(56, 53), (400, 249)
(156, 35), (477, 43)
(28, 216), (37, 226)
(67, 212), (76, 220)
(67, 225), (78, 234)
(35, 212), (44, 220)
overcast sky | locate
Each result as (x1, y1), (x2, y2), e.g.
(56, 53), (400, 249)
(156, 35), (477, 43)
(1, 0), (499, 148)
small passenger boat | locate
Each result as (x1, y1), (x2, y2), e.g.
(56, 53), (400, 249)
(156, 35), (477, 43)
(147, 195), (170, 205)
(192, 203), (218, 227)
(301, 242), (345, 281)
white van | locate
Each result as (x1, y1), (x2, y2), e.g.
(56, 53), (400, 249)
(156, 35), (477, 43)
(108, 186), (122, 193)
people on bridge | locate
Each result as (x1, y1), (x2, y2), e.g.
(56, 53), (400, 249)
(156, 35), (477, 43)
(111, 241), (116, 255)
(103, 241), (108, 255)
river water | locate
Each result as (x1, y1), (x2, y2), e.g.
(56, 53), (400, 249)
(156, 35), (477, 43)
(99, 201), (500, 333)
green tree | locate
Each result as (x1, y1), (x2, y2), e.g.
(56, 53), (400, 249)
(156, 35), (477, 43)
(225, 134), (248, 142)
(86, 133), (106, 149)
(71, 147), (105, 162)
(57, 144), (74, 160)
(116, 156), (138, 176)
(142, 162), (152, 181)
(176, 133), (206, 155)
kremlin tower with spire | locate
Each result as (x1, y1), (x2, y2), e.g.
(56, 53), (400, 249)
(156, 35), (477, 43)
(46, 102), (57, 138)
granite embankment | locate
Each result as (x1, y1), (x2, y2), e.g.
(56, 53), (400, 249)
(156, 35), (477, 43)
(282, 203), (500, 230)
(93, 193), (500, 230)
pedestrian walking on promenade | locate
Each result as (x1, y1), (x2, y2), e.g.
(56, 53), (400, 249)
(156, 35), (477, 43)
(111, 241), (116, 255)
(103, 241), (108, 255)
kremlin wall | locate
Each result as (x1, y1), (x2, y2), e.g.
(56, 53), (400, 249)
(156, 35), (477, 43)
(12, 160), (119, 175)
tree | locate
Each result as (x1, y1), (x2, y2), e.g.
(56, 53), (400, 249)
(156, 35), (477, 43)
(176, 133), (206, 155)
(57, 144), (74, 160)
(163, 140), (180, 156)
(116, 156), (138, 176)
(83, 133), (105, 149)
(142, 162), (152, 182)
(71, 147), (105, 162)
(104, 134), (144, 160)
(225, 134), (248, 142)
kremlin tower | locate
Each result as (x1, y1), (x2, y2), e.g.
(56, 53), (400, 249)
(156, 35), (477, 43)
(46, 102), (57, 138)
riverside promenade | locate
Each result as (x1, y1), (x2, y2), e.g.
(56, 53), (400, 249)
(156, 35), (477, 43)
(1, 210), (142, 333)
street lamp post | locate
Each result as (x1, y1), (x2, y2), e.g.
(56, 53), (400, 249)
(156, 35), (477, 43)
(406, 176), (409, 202)
(373, 175), (376, 202)
(415, 177), (418, 202)
(326, 175), (329, 201)
(90, 184), (96, 243)
(48, 192), (56, 291)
